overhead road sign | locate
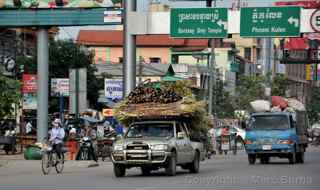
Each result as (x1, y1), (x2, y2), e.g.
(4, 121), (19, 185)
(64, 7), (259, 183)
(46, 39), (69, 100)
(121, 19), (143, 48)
(240, 6), (301, 37)
(0, 8), (122, 27)
(170, 8), (228, 38)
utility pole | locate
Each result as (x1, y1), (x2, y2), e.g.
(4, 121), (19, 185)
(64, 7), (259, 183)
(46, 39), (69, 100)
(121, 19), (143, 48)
(37, 29), (49, 142)
(207, 0), (217, 116)
(123, 0), (137, 97)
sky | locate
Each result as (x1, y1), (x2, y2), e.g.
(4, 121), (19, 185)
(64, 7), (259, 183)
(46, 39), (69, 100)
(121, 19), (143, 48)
(58, 0), (291, 40)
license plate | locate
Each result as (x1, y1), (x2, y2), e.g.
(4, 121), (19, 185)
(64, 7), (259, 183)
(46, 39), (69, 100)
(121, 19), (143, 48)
(262, 145), (272, 150)
(221, 143), (229, 150)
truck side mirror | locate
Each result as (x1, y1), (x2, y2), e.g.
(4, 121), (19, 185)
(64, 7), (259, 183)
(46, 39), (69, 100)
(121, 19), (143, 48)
(177, 132), (185, 139)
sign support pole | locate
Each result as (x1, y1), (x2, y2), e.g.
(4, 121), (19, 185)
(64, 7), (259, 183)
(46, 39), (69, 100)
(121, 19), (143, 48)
(36, 28), (49, 142)
(124, 0), (137, 97)
(208, 0), (216, 116)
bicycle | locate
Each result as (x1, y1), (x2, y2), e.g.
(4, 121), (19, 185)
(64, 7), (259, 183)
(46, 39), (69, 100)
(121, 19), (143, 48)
(41, 139), (65, 175)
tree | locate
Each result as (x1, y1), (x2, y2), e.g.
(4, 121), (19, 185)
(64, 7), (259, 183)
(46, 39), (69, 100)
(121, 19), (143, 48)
(271, 74), (289, 97)
(213, 79), (235, 118)
(16, 40), (104, 111)
(0, 73), (20, 119)
(307, 87), (320, 125)
(234, 75), (266, 110)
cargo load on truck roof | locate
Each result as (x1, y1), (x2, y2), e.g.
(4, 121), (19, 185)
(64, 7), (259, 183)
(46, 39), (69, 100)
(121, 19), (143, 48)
(113, 81), (209, 135)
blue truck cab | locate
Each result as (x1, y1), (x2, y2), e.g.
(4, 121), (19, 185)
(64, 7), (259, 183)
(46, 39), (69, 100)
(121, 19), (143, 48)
(245, 112), (309, 164)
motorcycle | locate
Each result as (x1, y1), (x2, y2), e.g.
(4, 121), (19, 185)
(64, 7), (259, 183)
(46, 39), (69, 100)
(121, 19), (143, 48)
(77, 137), (93, 160)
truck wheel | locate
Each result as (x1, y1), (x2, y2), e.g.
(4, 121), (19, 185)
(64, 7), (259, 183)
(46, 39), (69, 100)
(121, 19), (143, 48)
(113, 164), (126, 177)
(296, 152), (305, 164)
(141, 167), (151, 176)
(248, 154), (256, 165)
(189, 152), (200, 174)
(289, 151), (296, 165)
(165, 152), (176, 176)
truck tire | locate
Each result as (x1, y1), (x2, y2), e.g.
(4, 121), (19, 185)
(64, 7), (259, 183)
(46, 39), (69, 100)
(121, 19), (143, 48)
(113, 164), (126, 177)
(141, 167), (151, 176)
(165, 152), (176, 176)
(296, 152), (305, 164)
(248, 154), (256, 165)
(189, 152), (200, 174)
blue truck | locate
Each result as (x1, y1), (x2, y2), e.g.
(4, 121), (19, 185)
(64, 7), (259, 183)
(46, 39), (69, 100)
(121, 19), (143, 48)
(245, 111), (309, 164)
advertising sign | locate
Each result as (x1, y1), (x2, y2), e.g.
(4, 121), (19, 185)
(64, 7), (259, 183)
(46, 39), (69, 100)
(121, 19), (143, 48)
(23, 93), (37, 110)
(105, 79), (123, 100)
(22, 74), (37, 93)
(0, 0), (115, 9)
(51, 78), (69, 97)
(102, 109), (113, 117)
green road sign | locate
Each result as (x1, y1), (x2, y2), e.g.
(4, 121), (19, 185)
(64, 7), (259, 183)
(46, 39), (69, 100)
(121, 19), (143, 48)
(170, 8), (228, 38)
(240, 7), (301, 37)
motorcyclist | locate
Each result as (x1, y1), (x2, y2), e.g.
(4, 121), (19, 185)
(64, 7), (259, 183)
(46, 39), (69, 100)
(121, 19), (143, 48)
(49, 118), (65, 161)
(80, 123), (99, 166)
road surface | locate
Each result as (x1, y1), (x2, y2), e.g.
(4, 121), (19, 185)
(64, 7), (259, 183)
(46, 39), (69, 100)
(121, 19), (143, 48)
(0, 147), (319, 190)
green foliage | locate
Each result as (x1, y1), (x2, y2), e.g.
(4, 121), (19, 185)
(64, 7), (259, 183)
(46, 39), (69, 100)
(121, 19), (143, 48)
(234, 75), (266, 110)
(307, 87), (320, 125)
(213, 80), (235, 118)
(16, 40), (104, 110)
(271, 74), (289, 97)
(0, 73), (21, 118)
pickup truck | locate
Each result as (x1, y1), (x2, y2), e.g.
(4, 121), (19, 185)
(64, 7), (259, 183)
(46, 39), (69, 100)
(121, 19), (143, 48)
(245, 112), (309, 165)
(111, 120), (205, 177)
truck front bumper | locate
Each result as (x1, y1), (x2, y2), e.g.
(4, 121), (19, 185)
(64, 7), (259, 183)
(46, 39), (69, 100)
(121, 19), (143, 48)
(245, 144), (294, 154)
(111, 150), (171, 165)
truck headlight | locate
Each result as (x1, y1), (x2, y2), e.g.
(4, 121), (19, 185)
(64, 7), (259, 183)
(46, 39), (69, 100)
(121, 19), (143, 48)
(151, 144), (168, 151)
(278, 140), (294, 144)
(113, 145), (124, 151)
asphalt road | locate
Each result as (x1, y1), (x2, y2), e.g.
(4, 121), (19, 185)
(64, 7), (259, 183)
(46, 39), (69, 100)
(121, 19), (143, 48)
(0, 147), (320, 190)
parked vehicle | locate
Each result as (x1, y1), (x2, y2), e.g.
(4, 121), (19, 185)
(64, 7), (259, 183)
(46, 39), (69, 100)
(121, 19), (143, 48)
(111, 120), (205, 177)
(245, 111), (309, 164)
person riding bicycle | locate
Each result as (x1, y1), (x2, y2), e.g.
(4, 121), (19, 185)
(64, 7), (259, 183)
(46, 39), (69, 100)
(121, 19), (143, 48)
(49, 118), (65, 161)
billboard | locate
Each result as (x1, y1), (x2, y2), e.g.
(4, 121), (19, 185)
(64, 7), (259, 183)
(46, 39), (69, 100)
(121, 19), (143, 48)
(22, 74), (37, 93)
(51, 78), (69, 97)
(105, 79), (123, 100)
(0, 0), (117, 9)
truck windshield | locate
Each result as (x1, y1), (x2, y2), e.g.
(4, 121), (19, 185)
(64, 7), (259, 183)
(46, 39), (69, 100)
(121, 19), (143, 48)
(126, 123), (174, 138)
(248, 115), (290, 130)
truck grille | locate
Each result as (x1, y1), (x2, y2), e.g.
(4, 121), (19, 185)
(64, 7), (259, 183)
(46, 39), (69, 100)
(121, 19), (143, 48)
(125, 143), (150, 161)
(257, 139), (275, 145)
(126, 144), (149, 150)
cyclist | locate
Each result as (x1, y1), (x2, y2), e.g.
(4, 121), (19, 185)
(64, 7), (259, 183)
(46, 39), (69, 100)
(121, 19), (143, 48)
(49, 118), (65, 161)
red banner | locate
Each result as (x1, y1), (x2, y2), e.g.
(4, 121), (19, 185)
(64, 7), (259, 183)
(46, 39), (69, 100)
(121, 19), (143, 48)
(22, 74), (37, 93)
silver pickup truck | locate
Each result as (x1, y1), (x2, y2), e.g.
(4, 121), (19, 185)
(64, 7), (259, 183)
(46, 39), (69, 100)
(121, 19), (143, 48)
(111, 120), (205, 177)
